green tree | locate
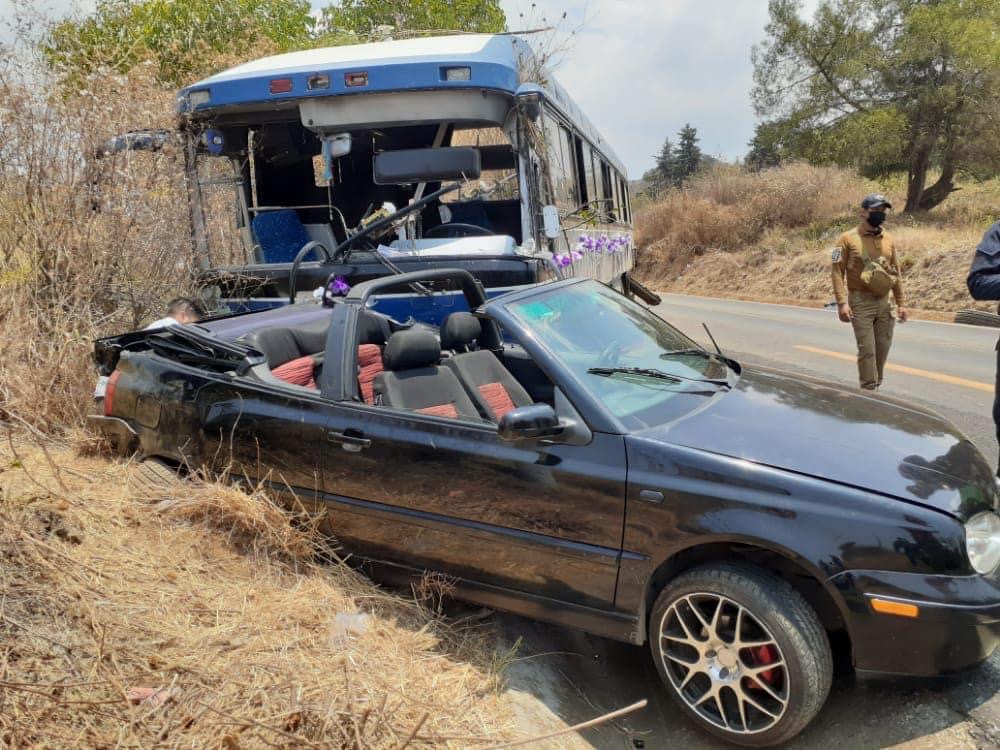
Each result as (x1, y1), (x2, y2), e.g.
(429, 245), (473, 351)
(746, 123), (783, 171)
(44, 0), (315, 88)
(652, 138), (678, 190)
(752, 0), (1000, 212)
(674, 123), (702, 184)
(320, 0), (506, 37)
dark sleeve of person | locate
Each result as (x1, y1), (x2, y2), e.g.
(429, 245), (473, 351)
(967, 221), (1000, 300)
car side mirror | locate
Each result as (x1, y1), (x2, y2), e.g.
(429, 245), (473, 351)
(498, 403), (563, 441)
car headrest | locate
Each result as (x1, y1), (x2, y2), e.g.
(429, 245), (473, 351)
(241, 327), (301, 367)
(358, 310), (393, 345)
(440, 312), (482, 352)
(291, 317), (330, 355)
(383, 330), (441, 371)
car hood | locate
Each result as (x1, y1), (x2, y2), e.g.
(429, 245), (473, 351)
(637, 365), (997, 520)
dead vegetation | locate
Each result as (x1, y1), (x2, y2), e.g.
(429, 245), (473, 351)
(635, 164), (1000, 315)
(0, 437), (518, 747)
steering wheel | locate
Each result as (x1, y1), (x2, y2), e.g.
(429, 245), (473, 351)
(288, 240), (334, 304)
(596, 341), (622, 368)
(423, 222), (494, 239)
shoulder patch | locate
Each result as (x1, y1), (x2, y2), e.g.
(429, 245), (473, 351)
(831, 247), (842, 263)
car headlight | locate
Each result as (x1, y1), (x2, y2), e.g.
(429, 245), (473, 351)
(966, 511), (1000, 575)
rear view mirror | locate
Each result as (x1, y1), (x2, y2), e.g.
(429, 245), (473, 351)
(373, 147), (481, 185)
(498, 403), (563, 441)
(324, 132), (352, 159)
(542, 205), (560, 239)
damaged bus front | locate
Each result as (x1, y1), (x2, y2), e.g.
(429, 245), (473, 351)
(116, 34), (639, 321)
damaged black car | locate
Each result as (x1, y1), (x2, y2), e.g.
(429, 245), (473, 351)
(91, 269), (1000, 746)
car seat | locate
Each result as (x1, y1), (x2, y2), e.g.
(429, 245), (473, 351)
(438, 312), (532, 421)
(372, 330), (480, 419)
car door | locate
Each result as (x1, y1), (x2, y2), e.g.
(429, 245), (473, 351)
(197, 378), (327, 500)
(314, 400), (627, 610)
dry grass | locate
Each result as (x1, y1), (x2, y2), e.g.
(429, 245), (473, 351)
(0, 436), (518, 747)
(635, 163), (1000, 314)
(0, 24), (545, 749)
(0, 52), (198, 431)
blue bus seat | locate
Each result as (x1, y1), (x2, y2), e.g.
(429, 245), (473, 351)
(252, 209), (312, 264)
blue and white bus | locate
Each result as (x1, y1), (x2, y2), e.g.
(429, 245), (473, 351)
(166, 33), (637, 321)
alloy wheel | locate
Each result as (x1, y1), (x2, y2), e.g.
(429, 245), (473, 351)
(658, 592), (789, 735)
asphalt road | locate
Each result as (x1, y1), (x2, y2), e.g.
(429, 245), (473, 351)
(499, 294), (1000, 750)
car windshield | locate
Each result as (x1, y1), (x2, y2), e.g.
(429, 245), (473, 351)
(507, 281), (734, 426)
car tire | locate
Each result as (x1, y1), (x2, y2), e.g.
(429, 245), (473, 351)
(648, 563), (833, 747)
(954, 309), (1000, 329)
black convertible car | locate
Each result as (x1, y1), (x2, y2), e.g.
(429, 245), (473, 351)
(91, 270), (1000, 746)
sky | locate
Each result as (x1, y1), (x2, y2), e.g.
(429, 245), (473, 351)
(0, 0), (822, 176)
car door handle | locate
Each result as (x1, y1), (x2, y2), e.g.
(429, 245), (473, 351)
(327, 430), (371, 451)
(638, 489), (664, 504)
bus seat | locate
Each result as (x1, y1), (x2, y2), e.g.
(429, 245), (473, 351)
(446, 199), (493, 232)
(252, 209), (312, 264)
(304, 223), (338, 253)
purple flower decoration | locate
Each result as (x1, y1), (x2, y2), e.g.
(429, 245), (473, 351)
(571, 249), (583, 261)
(329, 275), (351, 296)
(553, 253), (573, 268)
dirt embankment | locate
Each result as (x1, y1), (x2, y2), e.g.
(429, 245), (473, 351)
(634, 165), (1000, 319)
(0, 438), (519, 747)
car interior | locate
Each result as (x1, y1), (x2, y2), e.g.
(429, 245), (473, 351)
(236, 308), (553, 425)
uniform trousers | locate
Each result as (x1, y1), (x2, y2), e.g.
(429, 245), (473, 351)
(849, 290), (895, 390)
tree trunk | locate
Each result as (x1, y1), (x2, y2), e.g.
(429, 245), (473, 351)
(904, 142), (932, 213)
(916, 124), (961, 211)
(916, 163), (958, 211)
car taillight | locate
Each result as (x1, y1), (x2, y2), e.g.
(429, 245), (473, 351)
(103, 370), (122, 416)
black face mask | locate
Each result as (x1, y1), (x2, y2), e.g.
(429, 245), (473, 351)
(867, 211), (887, 227)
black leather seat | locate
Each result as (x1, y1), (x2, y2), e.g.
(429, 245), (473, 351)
(241, 326), (304, 368)
(373, 330), (480, 420)
(439, 312), (532, 421)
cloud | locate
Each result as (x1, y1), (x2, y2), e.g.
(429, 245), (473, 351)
(2, 0), (821, 177)
(501, 0), (778, 175)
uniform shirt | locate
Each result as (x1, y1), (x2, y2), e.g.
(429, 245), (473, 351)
(966, 221), (1000, 301)
(144, 316), (182, 331)
(830, 225), (905, 305)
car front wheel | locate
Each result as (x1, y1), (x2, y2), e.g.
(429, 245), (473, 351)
(649, 563), (833, 747)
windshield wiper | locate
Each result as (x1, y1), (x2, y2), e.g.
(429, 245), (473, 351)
(587, 366), (730, 390)
(660, 347), (740, 374)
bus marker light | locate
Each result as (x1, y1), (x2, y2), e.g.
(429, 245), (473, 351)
(307, 74), (330, 90)
(345, 71), (368, 88)
(442, 66), (471, 81)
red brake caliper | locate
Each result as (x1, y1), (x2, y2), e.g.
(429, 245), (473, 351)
(749, 644), (778, 687)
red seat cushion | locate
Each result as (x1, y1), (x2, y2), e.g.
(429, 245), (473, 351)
(357, 344), (383, 404)
(477, 382), (516, 419)
(416, 403), (459, 418)
(271, 355), (317, 389)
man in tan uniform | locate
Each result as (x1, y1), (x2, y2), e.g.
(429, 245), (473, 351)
(831, 194), (908, 390)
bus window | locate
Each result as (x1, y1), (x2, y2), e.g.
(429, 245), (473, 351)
(562, 126), (580, 207)
(542, 112), (578, 212)
(600, 160), (615, 222)
(621, 176), (632, 223)
(584, 145), (598, 214)
(445, 126), (519, 201)
(573, 136), (589, 209)
(611, 170), (624, 222)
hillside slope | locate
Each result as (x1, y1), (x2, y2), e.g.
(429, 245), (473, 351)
(635, 166), (1000, 317)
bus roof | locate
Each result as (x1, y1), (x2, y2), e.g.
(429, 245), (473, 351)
(177, 34), (625, 174)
